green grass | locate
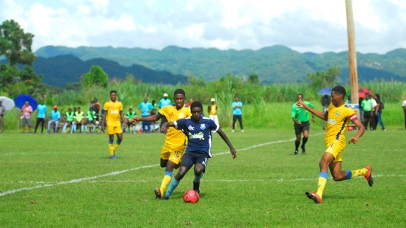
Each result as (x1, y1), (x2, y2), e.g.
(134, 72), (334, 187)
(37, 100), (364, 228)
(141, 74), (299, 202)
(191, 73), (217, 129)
(0, 129), (405, 227)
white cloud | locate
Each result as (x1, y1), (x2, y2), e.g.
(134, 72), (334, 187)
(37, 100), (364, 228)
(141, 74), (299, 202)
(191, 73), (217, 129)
(0, 0), (405, 54)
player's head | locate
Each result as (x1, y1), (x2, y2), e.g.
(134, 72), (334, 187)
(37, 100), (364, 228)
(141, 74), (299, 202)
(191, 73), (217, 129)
(331, 86), (346, 106)
(191, 101), (203, 122)
(174, 89), (186, 109)
(297, 94), (303, 102)
(110, 90), (117, 101)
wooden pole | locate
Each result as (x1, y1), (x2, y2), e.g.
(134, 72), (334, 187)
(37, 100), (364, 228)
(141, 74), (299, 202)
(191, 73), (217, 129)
(345, 0), (359, 105)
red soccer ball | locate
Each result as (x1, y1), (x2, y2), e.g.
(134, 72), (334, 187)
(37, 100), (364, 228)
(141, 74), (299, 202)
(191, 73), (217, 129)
(183, 190), (200, 203)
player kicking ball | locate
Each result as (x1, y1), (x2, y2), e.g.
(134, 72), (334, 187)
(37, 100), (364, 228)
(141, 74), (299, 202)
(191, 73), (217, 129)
(160, 101), (237, 200)
(297, 86), (373, 204)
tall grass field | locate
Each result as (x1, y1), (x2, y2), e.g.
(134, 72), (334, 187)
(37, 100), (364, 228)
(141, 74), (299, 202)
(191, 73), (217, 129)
(0, 128), (405, 227)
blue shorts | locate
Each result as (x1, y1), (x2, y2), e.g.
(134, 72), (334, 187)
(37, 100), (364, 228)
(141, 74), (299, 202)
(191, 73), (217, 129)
(180, 151), (209, 169)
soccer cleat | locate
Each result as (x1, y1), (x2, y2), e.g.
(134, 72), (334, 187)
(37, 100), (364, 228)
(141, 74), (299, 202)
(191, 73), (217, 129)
(154, 188), (162, 199)
(241, 130), (244, 133)
(294, 150), (298, 155)
(231, 129), (235, 133)
(110, 153), (116, 160)
(160, 195), (169, 200)
(301, 146), (306, 155)
(364, 166), (374, 187)
(193, 182), (200, 194)
(306, 191), (323, 204)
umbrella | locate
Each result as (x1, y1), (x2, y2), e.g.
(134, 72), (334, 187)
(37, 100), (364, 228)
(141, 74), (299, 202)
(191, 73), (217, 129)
(0, 96), (15, 110)
(317, 88), (332, 95)
(14, 94), (38, 111)
(358, 87), (373, 99)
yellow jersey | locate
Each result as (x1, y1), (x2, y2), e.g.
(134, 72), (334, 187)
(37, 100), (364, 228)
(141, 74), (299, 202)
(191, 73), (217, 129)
(103, 100), (123, 127)
(159, 104), (192, 147)
(209, 104), (217, 115)
(325, 103), (359, 145)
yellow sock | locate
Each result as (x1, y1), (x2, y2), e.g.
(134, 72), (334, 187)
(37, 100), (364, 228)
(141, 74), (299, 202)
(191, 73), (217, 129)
(159, 175), (172, 194)
(113, 143), (119, 152)
(316, 172), (328, 199)
(108, 144), (115, 156)
(350, 168), (368, 178)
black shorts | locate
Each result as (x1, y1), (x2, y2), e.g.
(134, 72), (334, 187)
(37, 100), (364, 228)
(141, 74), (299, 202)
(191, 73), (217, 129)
(180, 151), (209, 169)
(294, 121), (310, 135)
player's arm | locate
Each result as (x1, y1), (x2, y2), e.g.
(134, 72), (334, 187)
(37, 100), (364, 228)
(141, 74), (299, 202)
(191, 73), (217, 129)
(297, 100), (326, 120)
(133, 114), (160, 123)
(161, 121), (176, 134)
(348, 117), (365, 144)
(101, 110), (107, 131)
(217, 128), (237, 159)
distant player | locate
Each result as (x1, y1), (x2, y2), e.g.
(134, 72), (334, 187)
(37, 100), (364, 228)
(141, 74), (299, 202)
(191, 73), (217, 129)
(102, 90), (125, 159)
(160, 101), (237, 200)
(297, 86), (373, 204)
(132, 89), (192, 198)
(291, 94), (314, 155)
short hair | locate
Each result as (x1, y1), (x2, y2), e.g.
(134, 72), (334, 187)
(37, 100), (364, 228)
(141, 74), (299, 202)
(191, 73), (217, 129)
(174, 89), (185, 97)
(191, 101), (203, 110)
(110, 90), (117, 95)
(332, 86), (346, 97)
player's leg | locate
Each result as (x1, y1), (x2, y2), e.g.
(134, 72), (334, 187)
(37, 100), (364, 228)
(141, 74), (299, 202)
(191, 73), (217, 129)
(163, 153), (192, 199)
(157, 145), (184, 198)
(301, 123), (310, 154)
(193, 153), (209, 194)
(112, 130), (123, 153)
(293, 124), (301, 155)
(107, 125), (116, 159)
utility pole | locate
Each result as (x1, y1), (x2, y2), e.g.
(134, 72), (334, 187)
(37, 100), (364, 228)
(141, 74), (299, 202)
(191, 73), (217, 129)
(345, 0), (359, 105)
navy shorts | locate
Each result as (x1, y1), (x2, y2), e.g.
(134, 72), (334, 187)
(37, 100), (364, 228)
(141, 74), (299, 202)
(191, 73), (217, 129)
(180, 151), (209, 169)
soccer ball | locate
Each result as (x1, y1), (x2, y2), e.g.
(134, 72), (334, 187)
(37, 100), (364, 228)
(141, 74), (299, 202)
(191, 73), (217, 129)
(183, 190), (200, 203)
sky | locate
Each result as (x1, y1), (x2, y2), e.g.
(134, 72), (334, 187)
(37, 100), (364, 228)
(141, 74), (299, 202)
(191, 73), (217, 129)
(1, 0), (405, 54)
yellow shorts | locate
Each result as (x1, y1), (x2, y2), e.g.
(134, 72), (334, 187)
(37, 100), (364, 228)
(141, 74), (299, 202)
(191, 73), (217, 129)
(107, 125), (123, 135)
(160, 142), (186, 165)
(325, 139), (346, 162)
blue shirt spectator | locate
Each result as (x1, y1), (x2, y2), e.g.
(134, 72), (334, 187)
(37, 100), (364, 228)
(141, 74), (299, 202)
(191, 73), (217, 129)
(158, 93), (172, 108)
(37, 103), (48, 118)
(50, 108), (61, 120)
(138, 98), (153, 117)
(232, 99), (243, 116)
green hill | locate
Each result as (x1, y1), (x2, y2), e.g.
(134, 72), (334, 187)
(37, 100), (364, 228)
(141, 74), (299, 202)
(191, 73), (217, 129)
(35, 45), (406, 83)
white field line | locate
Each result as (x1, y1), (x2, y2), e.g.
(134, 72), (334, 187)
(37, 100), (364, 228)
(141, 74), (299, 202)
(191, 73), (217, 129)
(0, 134), (324, 197)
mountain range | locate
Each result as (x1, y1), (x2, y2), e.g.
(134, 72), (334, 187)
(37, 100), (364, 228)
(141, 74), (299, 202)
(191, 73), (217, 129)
(4, 45), (406, 88)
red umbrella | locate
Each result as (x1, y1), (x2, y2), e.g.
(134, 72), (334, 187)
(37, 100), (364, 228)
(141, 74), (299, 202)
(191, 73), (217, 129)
(358, 87), (373, 99)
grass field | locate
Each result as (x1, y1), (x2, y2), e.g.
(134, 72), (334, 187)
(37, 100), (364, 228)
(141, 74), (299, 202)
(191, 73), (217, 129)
(0, 129), (405, 227)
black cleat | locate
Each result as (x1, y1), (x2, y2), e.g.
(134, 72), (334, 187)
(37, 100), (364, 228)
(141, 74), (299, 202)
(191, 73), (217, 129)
(306, 191), (322, 204)
(193, 181), (200, 194)
(154, 188), (162, 199)
(160, 195), (169, 200)
(294, 150), (298, 155)
(301, 146), (306, 155)
(364, 166), (374, 187)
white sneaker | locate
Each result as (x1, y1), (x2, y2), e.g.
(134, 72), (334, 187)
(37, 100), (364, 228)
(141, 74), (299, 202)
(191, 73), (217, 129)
(241, 130), (244, 132)
(232, 130), (235, 132)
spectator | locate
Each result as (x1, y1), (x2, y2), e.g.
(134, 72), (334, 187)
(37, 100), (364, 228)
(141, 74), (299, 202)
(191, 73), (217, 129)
(231, 96), (244, 132)
(62, 107), (75, 133)
(85, 106), (97, 133)
(374, 94), (386, 131)
(361, 94), (373, 130)
(73, 107), (85, 133)
(21, 101), (33, 133)
(158, 93), (172, 109)
(187, 98), (193, 107)
(208, 98), (219, 132)
(34, 100), (48, 133)
(138, 97), (153, 133)
(124, 107), (137, 133)
(93, 98), (101, 121)
(370, 94), (378, 130)
(0, 100), (6, 133)
(48, 105), (61, 133)
(321, 95), (330, 130)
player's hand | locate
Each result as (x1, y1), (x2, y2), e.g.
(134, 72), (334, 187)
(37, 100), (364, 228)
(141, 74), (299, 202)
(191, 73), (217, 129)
(161, 123), (168, 134)
(348, 136), (359, 144)
(311, 117), (315, 123)
(296, 100), (307, 109)
(230, 149), (237, 159)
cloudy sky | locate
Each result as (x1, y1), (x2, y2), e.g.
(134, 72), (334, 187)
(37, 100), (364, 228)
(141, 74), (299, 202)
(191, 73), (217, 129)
(1, 0), (405, 54)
